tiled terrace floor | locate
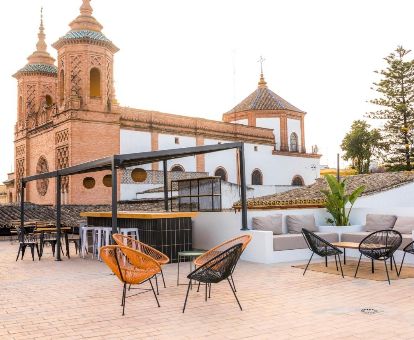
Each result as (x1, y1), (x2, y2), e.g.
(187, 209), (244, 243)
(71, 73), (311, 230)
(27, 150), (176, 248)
(1, 241), (414, 339)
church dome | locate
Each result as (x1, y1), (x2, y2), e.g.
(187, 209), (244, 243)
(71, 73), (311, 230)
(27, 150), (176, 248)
(224, 74), (304, 116)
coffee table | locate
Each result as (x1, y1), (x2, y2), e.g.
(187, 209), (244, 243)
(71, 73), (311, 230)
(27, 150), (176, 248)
(331, 242), (359, 265)
(177, 250), (205, 286)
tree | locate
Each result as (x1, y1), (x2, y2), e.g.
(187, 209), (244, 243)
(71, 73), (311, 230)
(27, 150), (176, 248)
(367, 46), (414, 170)
(341, 120), (384, 173)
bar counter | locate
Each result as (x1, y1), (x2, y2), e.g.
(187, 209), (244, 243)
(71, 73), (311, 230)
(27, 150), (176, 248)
(80, 211), (198, 262)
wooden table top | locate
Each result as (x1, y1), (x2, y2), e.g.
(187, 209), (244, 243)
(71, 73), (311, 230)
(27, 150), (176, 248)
(332, 241), (392, 249)
(35, 227), (72, 233)
(80, 211), (198, 219)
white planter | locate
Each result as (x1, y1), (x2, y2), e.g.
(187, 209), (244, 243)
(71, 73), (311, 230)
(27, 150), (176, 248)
(318, 225), (363, 241)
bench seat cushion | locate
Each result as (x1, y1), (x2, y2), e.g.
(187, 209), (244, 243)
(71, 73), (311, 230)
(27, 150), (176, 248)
(273, 232), (339, 251)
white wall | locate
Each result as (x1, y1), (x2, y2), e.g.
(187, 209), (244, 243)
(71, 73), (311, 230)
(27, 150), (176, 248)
(287, 118), (301, 150)
(158, 134), (196, 172)
(256, 117), (280, 149)
(204, 139), (238, 183)
(120, 130), (152, 170)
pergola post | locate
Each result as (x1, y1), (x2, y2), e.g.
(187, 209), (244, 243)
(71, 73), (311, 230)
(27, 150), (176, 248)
(56, 175), (62, 261)
(20, 180), (25, 229)
(163, 160), (169, 211)
(239, 144), (248, 230)
(111, 157), (118, 234)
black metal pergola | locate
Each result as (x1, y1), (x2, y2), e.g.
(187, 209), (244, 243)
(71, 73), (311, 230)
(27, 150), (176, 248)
(20, 142), (248, 260)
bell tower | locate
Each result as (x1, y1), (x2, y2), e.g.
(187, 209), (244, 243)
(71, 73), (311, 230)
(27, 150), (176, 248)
(52, 0), (119, 112)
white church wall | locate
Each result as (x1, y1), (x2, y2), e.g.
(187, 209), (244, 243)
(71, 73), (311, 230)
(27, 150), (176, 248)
(287, 118), (302, 149)
(119, 129), (151, 170)
(120, 183), (159, 200)
(204, 139), (238, 183)
(256, 117), (280, 149)
(158, 134), (196, 172)
(272, 155), (319, 185)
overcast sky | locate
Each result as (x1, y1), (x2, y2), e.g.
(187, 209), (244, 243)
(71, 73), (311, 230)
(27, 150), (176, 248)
(1, 0), (414, 181)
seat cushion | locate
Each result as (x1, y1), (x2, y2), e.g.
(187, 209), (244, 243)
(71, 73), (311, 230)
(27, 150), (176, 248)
(273, 232), (339, 251)
(394, 216), (414, 235)
(252, 215), (283, 235)
(365, 214), (397, 232)
(286, 214), (317, 234)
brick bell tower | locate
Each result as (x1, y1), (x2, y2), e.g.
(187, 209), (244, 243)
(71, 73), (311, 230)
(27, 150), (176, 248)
(13, 9), (58, 203)
(52, 0), (119, 112)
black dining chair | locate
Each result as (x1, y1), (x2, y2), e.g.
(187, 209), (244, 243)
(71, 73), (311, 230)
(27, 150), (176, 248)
(301, 228), (344, 277)
(398, 240), (414, 276)
(182, 243), (243, 313)
(15, 226), (40, 261)
(354, 230), (402, 284)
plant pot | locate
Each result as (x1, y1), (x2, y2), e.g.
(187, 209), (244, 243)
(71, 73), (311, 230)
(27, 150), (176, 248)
(318, 225), (363, 241)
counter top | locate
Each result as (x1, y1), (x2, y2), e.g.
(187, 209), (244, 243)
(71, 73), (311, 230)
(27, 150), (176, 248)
(80, 211), (198, 219)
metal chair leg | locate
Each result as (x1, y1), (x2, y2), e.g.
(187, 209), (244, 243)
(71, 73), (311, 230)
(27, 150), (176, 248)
(121, 283), (126, 316)
(227, 278), (242, 311)
(209, 283), (211, 298)
(354, 254), (362, 278)
(338, 254), (344, 278)
(334, 254), (338, 271)
(161, 269), (166, 288)
(371, 259), (374, 273)
(155, 274), (159, 295)
(205, 282), (208, 301)
(230, 274), (237, 292)
(384, 260), (391, 285)
(16, 244), (22, 261)
(393, 256), (399, 277)
(182, 281), (191, 313)
(399, 252), (406, 276)
(149, 278), (160, 307)
(303, 252), (314, 276)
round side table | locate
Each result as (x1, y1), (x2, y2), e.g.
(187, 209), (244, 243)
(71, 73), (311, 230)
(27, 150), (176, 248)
(177, 250), (205, 286)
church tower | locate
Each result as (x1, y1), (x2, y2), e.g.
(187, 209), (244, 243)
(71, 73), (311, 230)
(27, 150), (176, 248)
(52, 0), (119, 112)
(13, 9), (57, 201)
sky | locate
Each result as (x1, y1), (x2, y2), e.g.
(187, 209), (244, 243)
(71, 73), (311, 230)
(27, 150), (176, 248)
(1, 0), (414, 181)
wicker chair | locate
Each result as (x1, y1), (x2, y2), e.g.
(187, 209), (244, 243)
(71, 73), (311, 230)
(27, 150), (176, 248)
(183, 243), (243, 313)
(301, 228), (344, 277)
(15, 226), (40, 261)
(354, 230), (402, 284)
(112, 233), (170, 293)
(100, 245), (161, 315)
(193, 234), (251, 291)
(398, 241), (414, 276)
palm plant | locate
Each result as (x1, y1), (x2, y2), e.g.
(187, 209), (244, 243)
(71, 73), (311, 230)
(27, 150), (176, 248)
(320, 174), (365, 226)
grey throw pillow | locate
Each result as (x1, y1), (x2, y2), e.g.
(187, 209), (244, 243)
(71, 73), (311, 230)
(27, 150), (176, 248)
(252, 215), (283, 235)
(365, 214), (397, 232)
(286, 214), (317, 234)
(393, 216), (414, 234)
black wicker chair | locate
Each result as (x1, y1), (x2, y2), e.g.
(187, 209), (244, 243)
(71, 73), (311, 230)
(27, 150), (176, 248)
(354, 230), (402, 284)
(398, 240), (414, 276)
(182, 243), (243, 313)
(301, 228), (344, 277)
(15, 226), (40, 261)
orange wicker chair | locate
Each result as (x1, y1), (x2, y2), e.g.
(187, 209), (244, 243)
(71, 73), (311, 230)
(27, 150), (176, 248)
(100, 245), (161, 315)
(112, 233), (170, 292)
(193, 234), (252, 291)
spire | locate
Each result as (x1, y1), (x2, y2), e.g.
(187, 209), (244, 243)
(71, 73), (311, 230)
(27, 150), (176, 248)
(27, 8), (55, 65)
(69, 0), (103, 32)
(257, 56), (267, 89)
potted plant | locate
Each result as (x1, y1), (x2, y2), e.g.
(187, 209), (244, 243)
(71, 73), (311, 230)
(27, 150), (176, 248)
(318, 174), (365, 235)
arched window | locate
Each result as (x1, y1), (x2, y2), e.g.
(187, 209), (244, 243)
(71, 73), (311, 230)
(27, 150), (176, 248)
(214, 167), (228, 181)
(290, 132), (298, 152)
(90, 68), (101, 97)
(18, 96), (23, 116)
(292, 175), (304, 186)
(59, 70), (65, 104)
(171, 164), (185, 172)
(45, 95), (53, 106)
(251, 169), (263, 185)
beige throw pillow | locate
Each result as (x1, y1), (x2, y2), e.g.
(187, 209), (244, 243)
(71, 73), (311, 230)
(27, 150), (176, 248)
(365, 214), (397, 232)
(286, 214), (317, 234)
(252, 215), (283, 235)
(393, 216), (414, 235)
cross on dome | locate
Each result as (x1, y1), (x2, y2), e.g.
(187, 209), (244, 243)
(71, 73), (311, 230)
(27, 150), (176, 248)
(257, 56), (267, 89)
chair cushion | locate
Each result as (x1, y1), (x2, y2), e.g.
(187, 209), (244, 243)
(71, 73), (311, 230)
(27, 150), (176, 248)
(286, 214), (317, 234)
(393, 216), (414, 235)
(273, 232), (338, 251)
(365, 214), (397, 232)
(252, 215), (283, 235)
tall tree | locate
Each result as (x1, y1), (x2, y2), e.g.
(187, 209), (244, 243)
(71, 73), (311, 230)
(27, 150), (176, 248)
(367, 46), (414, 170)
(341, 120), (383, 174)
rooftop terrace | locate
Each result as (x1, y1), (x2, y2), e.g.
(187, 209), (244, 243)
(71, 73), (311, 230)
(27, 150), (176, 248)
(1, 242), (414, 339)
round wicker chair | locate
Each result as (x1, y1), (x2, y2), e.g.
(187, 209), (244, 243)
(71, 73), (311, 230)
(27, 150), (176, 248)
(100, 245), (161, 315)
(112, 233), (170, 291)
(193, 234), (251, 292)
(183, 243), (244, 313)
(398, 240), (414, 276)
(354, 229), (402, 284)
